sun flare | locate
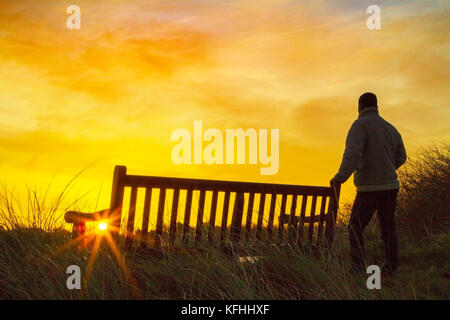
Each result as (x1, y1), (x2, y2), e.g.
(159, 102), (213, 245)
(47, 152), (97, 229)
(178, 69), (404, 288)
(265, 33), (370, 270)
(98, 222), (107, 231)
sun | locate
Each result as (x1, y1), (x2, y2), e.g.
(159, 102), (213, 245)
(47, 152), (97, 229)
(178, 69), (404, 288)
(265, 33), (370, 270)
(98, 222), (107, 231)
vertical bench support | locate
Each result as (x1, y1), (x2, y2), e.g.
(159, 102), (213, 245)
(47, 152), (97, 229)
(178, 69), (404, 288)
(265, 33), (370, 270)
(109, 165), (127, 244)
(325, 184), (341, 248)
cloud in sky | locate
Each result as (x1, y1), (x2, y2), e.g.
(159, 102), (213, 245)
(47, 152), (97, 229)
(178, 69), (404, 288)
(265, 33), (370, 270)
(0, 0), (448, 205)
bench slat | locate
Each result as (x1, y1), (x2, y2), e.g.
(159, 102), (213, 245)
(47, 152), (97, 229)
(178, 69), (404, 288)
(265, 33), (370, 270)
(307, 195), (318, 244)
(244, 193), (255, 242)
(267, 194), (277, 241)
(169, 189), (180, 246)
(208, 191), (218, 243)
(124, 175), (332, 196)
(195, 190), (206, 244)
(140, 187), (152, 248)
(155, 188), (166, 247)
(297, 195), (308, 246)
(317, 196), (328, 245)
(220, 191), (231, 244)
(287, 195), (298, 243)
(182, 189), (193, 245)
(256, 193), (266, 240)
(277, 194), (287, 243)
(230, 192), (245, 243)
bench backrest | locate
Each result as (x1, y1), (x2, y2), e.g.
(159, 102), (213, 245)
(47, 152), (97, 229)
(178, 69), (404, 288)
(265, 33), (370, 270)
(107, 166), (341, 249)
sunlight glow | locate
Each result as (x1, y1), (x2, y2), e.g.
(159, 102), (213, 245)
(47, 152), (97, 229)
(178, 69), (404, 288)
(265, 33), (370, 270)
(98, 222), (107, 231)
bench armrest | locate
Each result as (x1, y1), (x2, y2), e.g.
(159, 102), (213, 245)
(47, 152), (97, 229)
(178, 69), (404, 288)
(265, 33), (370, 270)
(64, 209), (109, 224)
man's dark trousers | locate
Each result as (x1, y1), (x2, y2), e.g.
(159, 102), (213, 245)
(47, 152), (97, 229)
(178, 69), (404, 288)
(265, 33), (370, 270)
(348, 188), (399, 273)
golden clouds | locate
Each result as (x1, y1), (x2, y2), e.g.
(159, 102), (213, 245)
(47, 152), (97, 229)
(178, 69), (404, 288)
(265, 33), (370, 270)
(294, 96), (355, 145)
(0, 1), (448, 209)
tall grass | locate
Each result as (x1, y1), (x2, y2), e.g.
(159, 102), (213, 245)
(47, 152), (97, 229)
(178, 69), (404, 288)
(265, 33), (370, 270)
(0, 144), (448, 299)
(0, 225), (448, 299)
(396, 142), (450, 239)
(0, 167), (96, 231)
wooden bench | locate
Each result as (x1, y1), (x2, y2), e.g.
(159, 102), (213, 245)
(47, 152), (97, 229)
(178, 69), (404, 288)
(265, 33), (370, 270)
(65, 165), (341, 251)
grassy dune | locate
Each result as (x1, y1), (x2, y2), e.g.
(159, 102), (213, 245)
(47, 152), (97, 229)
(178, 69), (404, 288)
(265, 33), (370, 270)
(0, 144), (448, 300)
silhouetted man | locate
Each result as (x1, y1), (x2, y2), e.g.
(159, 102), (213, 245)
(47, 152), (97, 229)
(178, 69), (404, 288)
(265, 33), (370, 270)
(330, 92), (407, 275)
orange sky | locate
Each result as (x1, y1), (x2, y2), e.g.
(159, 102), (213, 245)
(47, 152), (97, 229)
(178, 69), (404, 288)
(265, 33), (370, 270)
(0, 0), (449, 220)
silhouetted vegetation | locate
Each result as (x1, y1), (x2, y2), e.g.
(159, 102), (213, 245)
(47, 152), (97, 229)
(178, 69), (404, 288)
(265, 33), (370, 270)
(0, 143), (448, 299)
(396, 142), (450, 239)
